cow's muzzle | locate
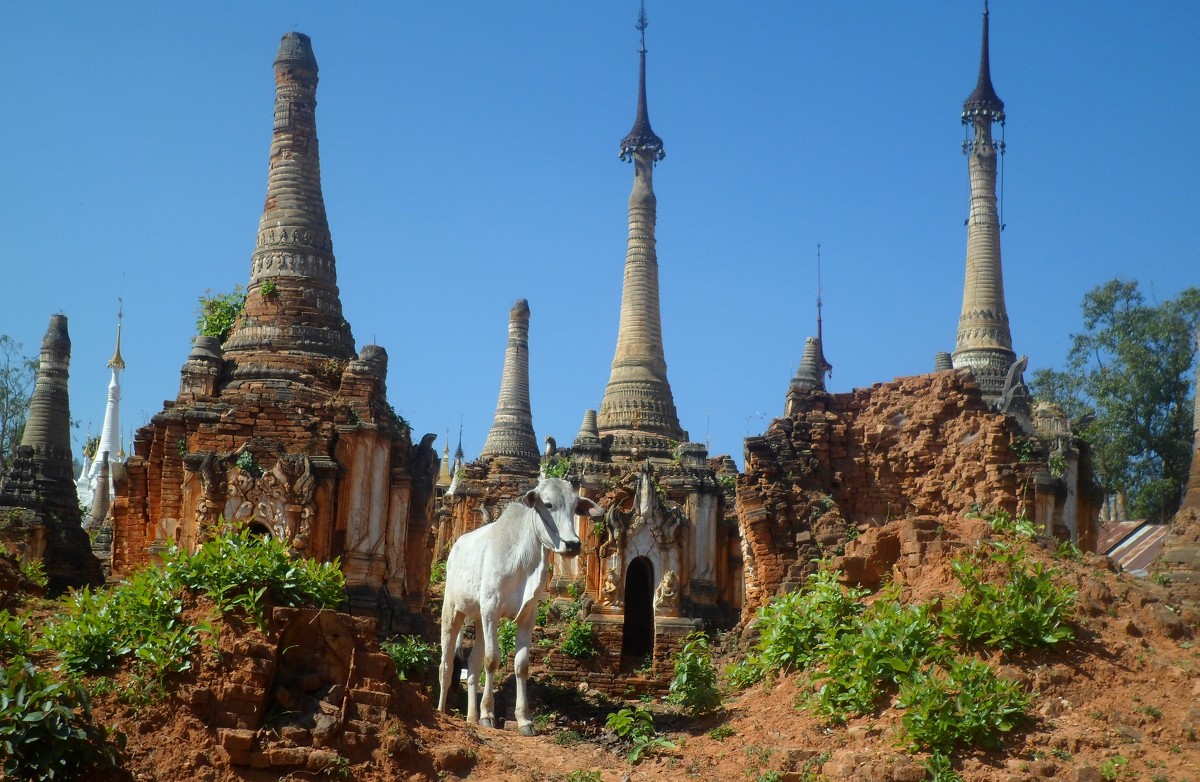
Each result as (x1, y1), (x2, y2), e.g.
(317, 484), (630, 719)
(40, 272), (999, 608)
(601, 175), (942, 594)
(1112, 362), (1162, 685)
(563, 540), (581, 557)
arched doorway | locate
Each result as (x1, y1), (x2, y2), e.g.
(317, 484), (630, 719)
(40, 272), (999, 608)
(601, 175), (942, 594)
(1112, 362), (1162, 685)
(622, 557), (654, 658)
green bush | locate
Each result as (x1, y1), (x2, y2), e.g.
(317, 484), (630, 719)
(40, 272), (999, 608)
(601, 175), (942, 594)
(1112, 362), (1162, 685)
(733, 569), (865, 686)
(0, 610), (30, 657)
(898, 658), (1030, 754)
(814, 596), (946, 721)
(195, 285), (246, 342)
(18, 558), (48, 589)
(560, 618), (598, 659)
(668, 631), (721, 715)
(428, 559), (447, 586)
(41, 588), (131, 674)
(382, 635), (439, 681)
(0, 658), (124, 780)
(605, 707), (675, 763)
(498, 618), (517, 664)
(941, 556), (1075, 650)
(164, 528), (345, 625)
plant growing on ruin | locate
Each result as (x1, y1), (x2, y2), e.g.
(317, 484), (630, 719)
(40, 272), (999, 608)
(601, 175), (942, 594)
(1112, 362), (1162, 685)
(18, 557), (47, 589)
(382, 635), (439, 681)
(605, 706), (675, 764)
(235, 449), (262, 477)
(560, 618), (598, 659)
(259, 278), (277, 297)
(0, 610), (30, 657)
(668, 631), (721, 715)
(897, 658), (1030, 754)
(497, 618), (517, 664)
(0, 658), (125, 780)
(813, 594), (946, 721)
(940, 555), (1075, 650)
(165, 527), (346, 625)
(542, 455), (571, 479)
(195, 285), (246, 343)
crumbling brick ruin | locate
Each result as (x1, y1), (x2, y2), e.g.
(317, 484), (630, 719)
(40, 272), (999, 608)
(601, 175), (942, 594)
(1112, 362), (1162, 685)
(736, 370), (1096, 620)
(108, 33), (437, 632)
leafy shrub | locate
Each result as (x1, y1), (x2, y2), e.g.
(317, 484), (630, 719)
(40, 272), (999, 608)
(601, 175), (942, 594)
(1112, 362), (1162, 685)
(382, 635), (439, 681)
(535, 599), (551, 626)
(0, 658), (124, 779)
(41, 588), (131, 674)
(428, 559), (447, 586)
(560, 618), (598, 659)
(0, 610), (30, 657)
(542, 455), (571, 479)
(196, 285), (246, 342)
(498, 618), (517, 664)
(566, 771), (601, 782)
(814, 596), (945, 721)
(941, 556), (1075, 650)
(18, 557), (48, 589)
(988, 510), (1038, 539)
(605, 707), (675, 763)
(668, 631), (721, 715)
(898, 659), (1030, 754)
(734, 570), (865, 686)
(164, 528), (345, 625)
(707, 724), (735, 740)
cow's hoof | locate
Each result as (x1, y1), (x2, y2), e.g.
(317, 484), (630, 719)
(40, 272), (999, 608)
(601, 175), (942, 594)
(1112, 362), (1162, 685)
(479, 717), (494, 729)
(519, 724), (536, 737)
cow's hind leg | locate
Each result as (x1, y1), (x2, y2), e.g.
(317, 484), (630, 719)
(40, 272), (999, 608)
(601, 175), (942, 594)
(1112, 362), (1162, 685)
(478, 615), (500, 729)
(513, 606), (538, 736)
(464, 627), (484, 725)
(437, 607), (465, 714)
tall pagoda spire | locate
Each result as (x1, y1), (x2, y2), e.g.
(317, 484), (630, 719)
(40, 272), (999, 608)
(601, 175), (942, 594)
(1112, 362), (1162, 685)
(952, 1), (1015, 401)
(0, 315), (103, 591)
(598, 3), (686, 458)
(221, 32), (356, 388)
(479, 299), (540, 473)
(77, 303), (125, 509)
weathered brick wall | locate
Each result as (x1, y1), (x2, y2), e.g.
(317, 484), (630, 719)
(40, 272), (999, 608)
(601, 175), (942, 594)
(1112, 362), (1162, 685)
(737, 370), (1033, 618)
(184, 607), (405, 771)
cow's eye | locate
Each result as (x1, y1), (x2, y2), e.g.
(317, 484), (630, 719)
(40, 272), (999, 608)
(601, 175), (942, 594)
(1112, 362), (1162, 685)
(545, 502), (555, 510)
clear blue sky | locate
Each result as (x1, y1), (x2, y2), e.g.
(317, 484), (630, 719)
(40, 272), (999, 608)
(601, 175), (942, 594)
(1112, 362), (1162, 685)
(2, 2), (1197, 468)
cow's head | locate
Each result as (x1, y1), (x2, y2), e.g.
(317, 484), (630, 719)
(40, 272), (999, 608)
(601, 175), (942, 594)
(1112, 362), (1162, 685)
(522, 477), (601, 558)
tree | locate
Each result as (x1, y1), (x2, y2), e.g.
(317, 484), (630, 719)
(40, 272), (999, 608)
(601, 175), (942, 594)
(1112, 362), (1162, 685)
(1031, 280), (1200, 523)
(0, 335), (37, 471)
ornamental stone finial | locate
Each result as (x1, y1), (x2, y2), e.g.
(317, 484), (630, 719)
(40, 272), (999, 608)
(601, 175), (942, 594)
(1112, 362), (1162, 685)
(619, 2), (664, 163)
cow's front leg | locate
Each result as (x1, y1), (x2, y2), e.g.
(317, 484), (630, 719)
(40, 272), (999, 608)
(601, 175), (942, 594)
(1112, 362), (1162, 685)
(513, 611), (538, 736)
(478, 616), (500, 729)
(465, 635), (484, 725)
(438, 608), (465, 713)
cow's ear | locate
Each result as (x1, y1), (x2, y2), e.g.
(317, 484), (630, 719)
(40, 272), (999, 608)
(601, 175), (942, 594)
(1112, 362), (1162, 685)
(575, 497), (603, 518)
(521, 489), (540, 508)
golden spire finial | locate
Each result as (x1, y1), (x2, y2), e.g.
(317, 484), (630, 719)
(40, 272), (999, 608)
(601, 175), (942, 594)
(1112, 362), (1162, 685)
(108, 298), (126, 370)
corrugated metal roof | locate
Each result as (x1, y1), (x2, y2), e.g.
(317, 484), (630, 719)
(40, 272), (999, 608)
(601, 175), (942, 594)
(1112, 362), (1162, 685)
(1100, 520), (1170, 577)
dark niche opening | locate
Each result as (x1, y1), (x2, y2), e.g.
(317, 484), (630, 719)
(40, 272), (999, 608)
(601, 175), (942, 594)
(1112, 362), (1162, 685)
(622, 556), (654, 658)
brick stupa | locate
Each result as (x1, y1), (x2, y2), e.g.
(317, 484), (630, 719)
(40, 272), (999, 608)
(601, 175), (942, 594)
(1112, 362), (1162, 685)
(109, 33), (438, 631)
(0, 315), (104, 592)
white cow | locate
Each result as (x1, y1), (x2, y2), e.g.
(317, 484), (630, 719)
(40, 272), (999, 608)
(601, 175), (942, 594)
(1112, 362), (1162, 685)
(437, 477), (602, 735)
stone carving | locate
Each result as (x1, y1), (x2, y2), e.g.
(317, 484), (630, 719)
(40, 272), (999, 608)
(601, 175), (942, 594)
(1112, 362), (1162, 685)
(601, 565), (621, 608)
(653, 569), (679, 616)
(220, 454), (317, 554)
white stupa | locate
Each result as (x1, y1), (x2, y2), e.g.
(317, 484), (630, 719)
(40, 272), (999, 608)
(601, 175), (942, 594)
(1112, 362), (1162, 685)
(76, 306), (125, 512)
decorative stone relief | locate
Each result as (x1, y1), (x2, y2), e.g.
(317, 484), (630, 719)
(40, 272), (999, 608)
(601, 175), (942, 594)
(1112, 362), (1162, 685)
(653, 569), (679, 616)
(222, 454), (317, 554)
